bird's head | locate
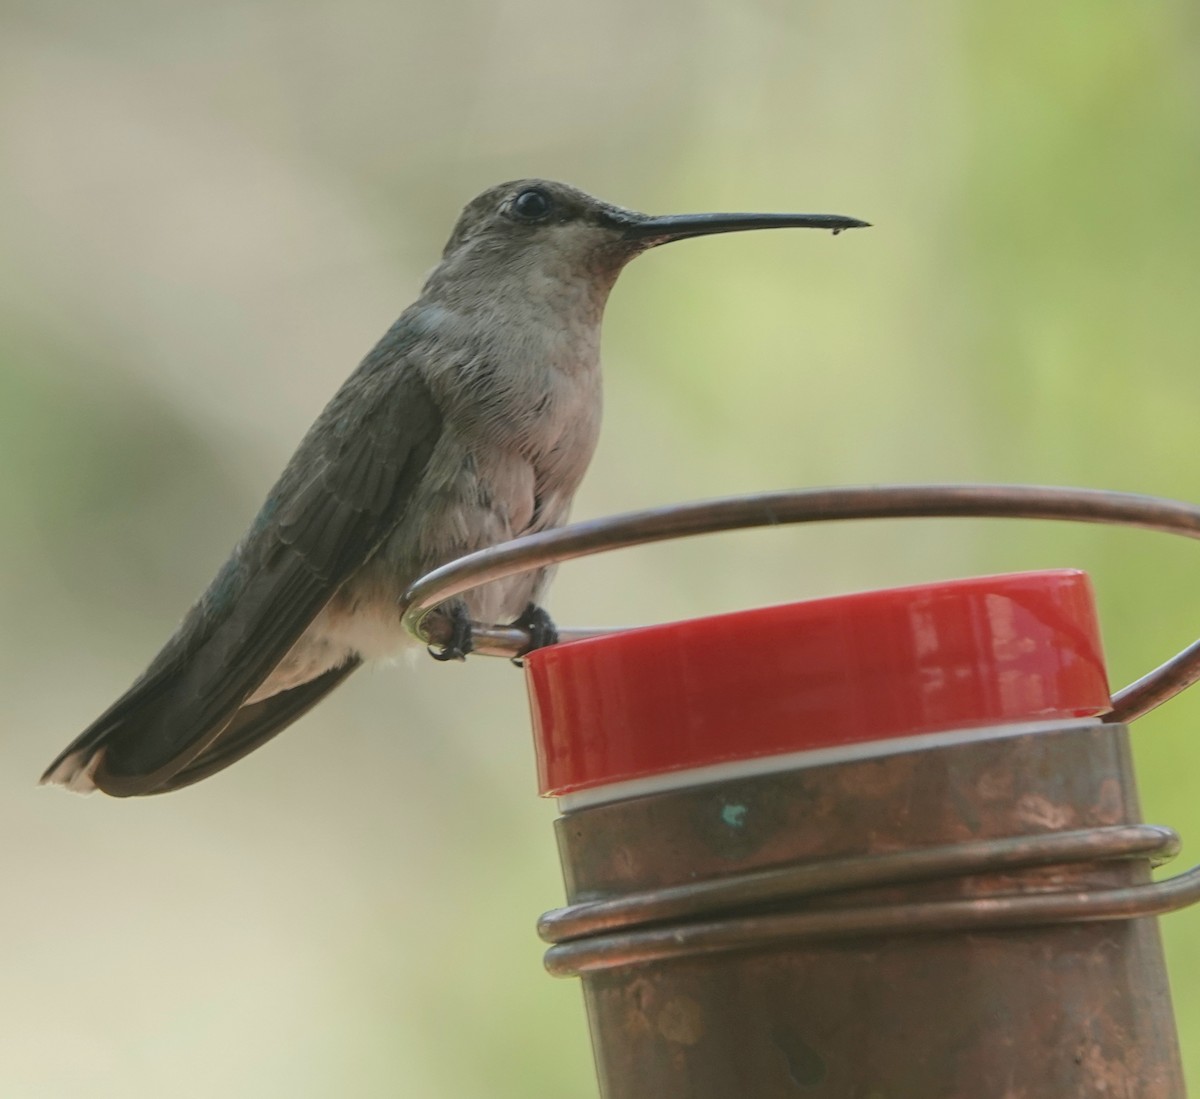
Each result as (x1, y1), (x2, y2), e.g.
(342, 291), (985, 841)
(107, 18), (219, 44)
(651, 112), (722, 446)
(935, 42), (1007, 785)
(422, 179), (869, 317)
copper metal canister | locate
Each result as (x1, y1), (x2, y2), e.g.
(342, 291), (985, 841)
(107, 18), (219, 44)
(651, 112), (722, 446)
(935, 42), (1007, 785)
(524, 570), (1188, 1098)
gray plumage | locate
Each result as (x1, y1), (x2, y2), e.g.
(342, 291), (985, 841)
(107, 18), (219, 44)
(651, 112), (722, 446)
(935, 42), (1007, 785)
(42, 179), (867, 797)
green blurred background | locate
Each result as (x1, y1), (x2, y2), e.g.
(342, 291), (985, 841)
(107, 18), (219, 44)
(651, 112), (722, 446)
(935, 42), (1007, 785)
(3, 1), (1199, 1095)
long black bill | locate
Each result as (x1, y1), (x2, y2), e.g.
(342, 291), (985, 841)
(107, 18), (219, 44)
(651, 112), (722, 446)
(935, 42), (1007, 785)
(617, 210), (871, 244)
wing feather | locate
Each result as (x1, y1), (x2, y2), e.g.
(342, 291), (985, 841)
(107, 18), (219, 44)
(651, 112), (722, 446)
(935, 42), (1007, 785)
(42, 359), (443, 796)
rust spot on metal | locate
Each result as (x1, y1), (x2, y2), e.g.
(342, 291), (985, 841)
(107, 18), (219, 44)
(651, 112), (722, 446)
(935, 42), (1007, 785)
(1015, 792), (1076, 831)
(656, 997), (704, 1045)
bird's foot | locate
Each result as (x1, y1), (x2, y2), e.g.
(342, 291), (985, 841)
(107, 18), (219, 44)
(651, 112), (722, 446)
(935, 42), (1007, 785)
(427, 602), (475, 663)
(510, 603), (559, 667)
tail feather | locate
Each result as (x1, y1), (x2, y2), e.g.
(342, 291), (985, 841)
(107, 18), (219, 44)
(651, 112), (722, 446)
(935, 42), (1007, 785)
(155, 658), (360, 793)
(40, 747), (105, 794)
(41, 657), (361, 797)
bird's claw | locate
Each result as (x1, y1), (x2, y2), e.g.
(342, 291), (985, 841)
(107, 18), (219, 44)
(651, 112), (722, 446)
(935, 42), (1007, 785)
(510, 603), (559, 667)
(427, 604), (474, 663)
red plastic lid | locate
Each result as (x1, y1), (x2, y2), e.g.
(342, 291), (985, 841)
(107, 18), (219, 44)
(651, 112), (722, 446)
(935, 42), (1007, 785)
(524, 570), (1110, 797)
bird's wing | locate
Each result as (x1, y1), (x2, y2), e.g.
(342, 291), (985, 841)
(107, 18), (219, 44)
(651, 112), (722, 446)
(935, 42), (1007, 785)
(151, 657), (363, 793)
(43, 361), (443, 796)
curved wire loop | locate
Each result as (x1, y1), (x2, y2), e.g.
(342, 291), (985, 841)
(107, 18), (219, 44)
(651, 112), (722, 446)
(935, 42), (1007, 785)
(539, 824), (1200, 977)
(399, 483), (1200, 724)
(536, 823), (1181, 947)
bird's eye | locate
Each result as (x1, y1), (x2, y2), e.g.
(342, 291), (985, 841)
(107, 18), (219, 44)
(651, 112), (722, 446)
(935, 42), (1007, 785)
(511, 188), (553, 222)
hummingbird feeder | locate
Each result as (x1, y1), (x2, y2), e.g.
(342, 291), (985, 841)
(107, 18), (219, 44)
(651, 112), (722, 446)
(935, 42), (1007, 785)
(401, 483), (1200, 1098)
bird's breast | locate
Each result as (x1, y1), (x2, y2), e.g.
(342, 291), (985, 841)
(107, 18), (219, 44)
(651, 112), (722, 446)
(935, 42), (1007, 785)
(340, 305), (607, 630)
(446, 316), (603, 485)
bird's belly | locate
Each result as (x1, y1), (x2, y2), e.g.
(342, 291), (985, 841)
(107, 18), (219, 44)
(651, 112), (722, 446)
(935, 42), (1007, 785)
(376, 438), (564, 616)
(247, 590), (420, 705)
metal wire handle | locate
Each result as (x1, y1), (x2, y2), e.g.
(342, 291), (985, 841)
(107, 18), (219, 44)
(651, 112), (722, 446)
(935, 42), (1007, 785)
(398, 483), (1200, 724)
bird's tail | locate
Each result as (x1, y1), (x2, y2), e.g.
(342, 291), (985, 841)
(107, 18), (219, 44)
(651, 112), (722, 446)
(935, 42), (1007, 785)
(41, 657), (361, 797)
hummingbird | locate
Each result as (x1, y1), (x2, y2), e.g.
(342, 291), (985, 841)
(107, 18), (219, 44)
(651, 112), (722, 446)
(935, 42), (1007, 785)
(42, 180), (868, 797)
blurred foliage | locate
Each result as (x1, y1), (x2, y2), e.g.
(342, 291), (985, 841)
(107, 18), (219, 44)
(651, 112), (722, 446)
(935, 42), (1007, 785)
(2, 1), (1199, 1095)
